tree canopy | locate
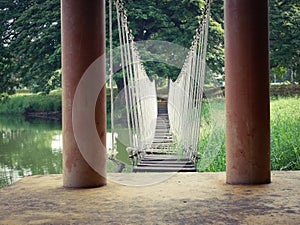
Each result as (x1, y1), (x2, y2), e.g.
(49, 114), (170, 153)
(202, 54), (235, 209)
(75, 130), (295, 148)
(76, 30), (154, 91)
(0, 0), (60, 95)
(109, 0), (224, 88)
(0, 0), (299, 96)
(269, 0), (300, 83)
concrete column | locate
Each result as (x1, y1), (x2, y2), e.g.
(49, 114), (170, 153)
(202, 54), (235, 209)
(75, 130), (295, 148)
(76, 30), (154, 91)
(225, 0), (271, 184)
(62, 0), (106, 187)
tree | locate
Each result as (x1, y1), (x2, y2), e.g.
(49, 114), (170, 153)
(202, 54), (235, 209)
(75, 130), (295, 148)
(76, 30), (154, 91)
(0, 1), (19, 98)
(108, 0), (224, 90)
(0, 0), (61, 95)
(126, 0), (224, 77)
(269, 0), (300, 83)
(2, 0), (298, 97)
(1, 0), (223, 95)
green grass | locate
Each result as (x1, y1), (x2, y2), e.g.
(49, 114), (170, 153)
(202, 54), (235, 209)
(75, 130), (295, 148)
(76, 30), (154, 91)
(1, 89), (298, 172)
(198, 100), (226, 172)
(0, 88), (114, 130)
(197, 96), (300, 171)
(0, 89), (62, 114)
(270, 97), (300, 170)
(0, 87), (116, 114)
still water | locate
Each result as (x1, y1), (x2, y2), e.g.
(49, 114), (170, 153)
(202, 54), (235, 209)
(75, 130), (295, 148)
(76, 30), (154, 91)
(0, 115), (130, 189)
(0, 115), (62, 188)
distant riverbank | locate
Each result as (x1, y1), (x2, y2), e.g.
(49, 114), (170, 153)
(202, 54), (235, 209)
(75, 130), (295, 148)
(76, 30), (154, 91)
(0, 85), (298, 118)
(0, 88), (115, 122)
(0, 89), (62, 119)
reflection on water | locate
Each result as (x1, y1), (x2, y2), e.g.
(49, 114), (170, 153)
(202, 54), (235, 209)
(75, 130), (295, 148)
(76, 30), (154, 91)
(0, 116), (63, 188)
(0, 115), (131, 189)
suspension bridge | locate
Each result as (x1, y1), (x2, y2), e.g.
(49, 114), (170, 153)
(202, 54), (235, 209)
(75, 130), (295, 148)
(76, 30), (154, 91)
(109, 0), (211, 172)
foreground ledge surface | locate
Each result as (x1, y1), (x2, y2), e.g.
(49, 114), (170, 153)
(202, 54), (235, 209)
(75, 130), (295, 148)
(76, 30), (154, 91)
(0, 172), (299, 224)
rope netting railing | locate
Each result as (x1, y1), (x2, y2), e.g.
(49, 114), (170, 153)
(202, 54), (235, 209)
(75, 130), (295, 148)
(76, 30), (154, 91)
(112, 0), (157, 159)
(168, 0), (211, 163)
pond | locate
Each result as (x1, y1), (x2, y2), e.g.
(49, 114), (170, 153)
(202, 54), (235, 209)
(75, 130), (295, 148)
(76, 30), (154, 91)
(0, 115), (131, 189)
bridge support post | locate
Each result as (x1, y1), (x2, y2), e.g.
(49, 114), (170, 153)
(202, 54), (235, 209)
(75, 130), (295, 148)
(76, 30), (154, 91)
(225, 0), (271, 184)
(62, 0), (106, 188)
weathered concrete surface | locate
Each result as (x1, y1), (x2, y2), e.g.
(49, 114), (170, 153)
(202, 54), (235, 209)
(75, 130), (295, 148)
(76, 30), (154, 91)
(0, 172), (299, 224)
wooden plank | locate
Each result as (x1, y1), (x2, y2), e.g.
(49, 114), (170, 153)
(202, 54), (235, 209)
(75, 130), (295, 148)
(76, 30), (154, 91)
(150, 146), (174, 149)
(151, 142), (173, 145)
(153, 136), (173, 139)
(138, 163), (195, 168)
(151, 145), (175, 149)
(139, 160), (193, 165)
(144, 149), (176, 152)
(154, 131), (171, 134)
(152, 139), (173, 143)
(142, 156), (190, 161)
(154, 135), (172, 138)
(133, 166), (196, 172)
(155, 129), (170, 132)
(132, 101), (197, 173)
(144, 151), (177, 155)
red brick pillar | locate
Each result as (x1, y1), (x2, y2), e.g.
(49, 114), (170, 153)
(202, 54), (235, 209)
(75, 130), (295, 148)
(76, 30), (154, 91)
(62, 0), (106, 188)
(225, 0), (271, 184)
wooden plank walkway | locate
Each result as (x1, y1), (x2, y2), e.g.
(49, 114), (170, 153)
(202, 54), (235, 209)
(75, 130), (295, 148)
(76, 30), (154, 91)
(133, 101), (197, 172)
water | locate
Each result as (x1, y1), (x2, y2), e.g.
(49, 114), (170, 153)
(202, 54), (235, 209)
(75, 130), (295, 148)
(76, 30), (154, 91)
(0, 115), (130, 189)
(0, 116), (62, 188)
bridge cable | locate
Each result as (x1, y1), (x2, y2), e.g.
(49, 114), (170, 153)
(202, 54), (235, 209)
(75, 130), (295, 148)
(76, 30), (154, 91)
(168, 0), (211, 163)
(114, 0), (157, 163)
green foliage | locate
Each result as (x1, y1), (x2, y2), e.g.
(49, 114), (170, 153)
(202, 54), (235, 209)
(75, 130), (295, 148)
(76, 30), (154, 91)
(198, 97), (300, 172)
(197, 100), (226, 172)
(0, 88), (115, 129)
(207, 0), (224, 75)
(0, 90), (62, 114)
(269, 0), (300, 82)
(270, 97), (300, 170)
(0, 0), (299, 94)
(0, 0), (61, 94)
(270, 66), (288, 83)
(107, 0), (224, 89)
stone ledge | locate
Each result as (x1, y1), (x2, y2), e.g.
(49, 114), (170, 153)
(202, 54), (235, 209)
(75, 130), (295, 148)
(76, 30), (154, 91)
(0, 172), (299, 224)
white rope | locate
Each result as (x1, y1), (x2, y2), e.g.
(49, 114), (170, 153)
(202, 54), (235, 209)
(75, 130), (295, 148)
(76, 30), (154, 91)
(116, 1), (133, 147)
(168, 0), (211, 160)
(126, 30), (140, 149)
(115, 0), (157, 153)
(194, 9), (211, 155)
(132, 48), (157, 149)
(114, 0), (210, 162)
(109, 0), (115, 155)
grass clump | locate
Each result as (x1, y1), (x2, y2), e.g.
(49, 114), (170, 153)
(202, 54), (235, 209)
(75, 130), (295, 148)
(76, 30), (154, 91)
(0, 88), (115, 116)
(197, 96), (300, 171)
(270, 97), (300, 170)
(198, 100), (226, 172)
(0, 89), (62, 114)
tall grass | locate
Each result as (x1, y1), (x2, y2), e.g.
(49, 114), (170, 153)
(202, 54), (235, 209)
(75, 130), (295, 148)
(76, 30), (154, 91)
(198, 100), (226, 172)
(0, 89), (62, 114)
(197, 96), (300, 171)
(0, 88), (114, 129)
(0, 87), (114, 114)
(270, 97), (300, 170)
(1, 89), (298, 171)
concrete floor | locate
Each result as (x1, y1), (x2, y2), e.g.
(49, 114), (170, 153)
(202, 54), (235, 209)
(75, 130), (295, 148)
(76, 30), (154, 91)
(0, 172), (299, 224)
